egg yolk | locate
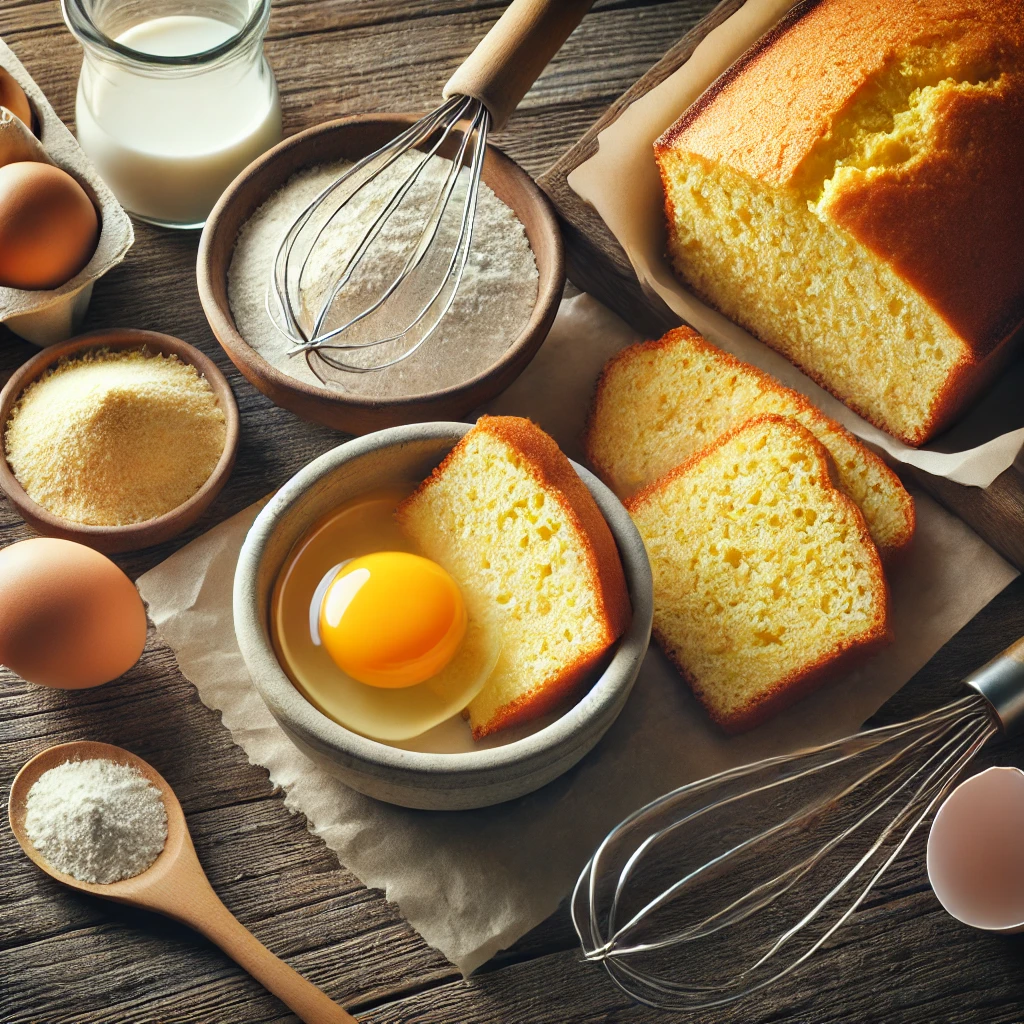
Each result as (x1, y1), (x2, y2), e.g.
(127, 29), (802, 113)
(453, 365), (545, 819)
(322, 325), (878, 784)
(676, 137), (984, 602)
(318, 552), (467, 689)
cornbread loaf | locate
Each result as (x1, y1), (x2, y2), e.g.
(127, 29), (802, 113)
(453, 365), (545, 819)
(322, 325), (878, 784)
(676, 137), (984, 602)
(397, 416), (630, 739)
(626, 415), (891, 732)
(586, 326), (915, 558)
(655, 0), (1024, 446)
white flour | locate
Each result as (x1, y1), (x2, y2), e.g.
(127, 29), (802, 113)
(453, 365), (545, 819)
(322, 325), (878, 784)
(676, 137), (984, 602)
(24, 759), (168, 884)
(227, 151), (539, 401)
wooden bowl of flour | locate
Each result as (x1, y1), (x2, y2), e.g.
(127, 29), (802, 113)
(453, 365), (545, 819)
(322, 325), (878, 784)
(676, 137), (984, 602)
(197, 113), (565, 435)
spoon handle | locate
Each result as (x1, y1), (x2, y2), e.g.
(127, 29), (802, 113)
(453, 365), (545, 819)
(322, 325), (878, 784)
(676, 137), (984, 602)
(190, 882), (357, 1023)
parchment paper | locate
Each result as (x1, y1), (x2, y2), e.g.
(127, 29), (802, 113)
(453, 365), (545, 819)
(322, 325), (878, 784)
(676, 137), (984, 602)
(566, 0), (1024, 488)
(137, 293), (1018, 976)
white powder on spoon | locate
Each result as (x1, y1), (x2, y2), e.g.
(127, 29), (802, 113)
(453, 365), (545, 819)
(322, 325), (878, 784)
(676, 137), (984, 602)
(227, 151), (539, 401)
(24, 758), (168, 884)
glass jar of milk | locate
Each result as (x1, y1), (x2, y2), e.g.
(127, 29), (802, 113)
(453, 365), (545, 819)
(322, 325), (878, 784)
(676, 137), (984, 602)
(63, 0), (282, 229)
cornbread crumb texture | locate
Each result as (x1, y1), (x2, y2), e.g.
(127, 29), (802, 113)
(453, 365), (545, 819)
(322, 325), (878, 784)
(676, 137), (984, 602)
(4, 348), (226, 526)
(626, 416), (890, 733)
(397, 416), (629, 739)
(656, 0), (1024, 445)
(586, 326), (914, 557)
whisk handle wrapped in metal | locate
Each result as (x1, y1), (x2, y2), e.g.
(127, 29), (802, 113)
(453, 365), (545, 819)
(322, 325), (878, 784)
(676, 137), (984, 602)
(573, 635), (1024, 1011)
(966, 635), (1024, 734)
(443, 0), (594, 131)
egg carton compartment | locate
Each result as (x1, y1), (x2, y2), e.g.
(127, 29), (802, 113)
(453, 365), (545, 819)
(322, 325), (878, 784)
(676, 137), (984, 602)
(0, 36), (133, 346)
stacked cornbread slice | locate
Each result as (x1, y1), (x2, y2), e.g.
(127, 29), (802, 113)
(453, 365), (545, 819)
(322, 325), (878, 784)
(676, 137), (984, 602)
(626, 415), (891, 732)
(588, 328), (903, 731)
(586, 326), (914, 560)
(398, 416), (630, 739)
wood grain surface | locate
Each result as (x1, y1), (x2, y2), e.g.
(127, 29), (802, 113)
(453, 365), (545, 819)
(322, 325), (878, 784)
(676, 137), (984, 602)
(1, 2), (1023, 1022)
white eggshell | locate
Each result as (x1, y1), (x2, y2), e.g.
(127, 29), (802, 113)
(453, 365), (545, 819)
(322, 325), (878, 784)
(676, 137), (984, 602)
(926, 766), (1024, 932)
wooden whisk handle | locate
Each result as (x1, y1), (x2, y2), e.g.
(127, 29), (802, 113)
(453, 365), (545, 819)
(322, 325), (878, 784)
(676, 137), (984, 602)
(443, 0), (594, 131)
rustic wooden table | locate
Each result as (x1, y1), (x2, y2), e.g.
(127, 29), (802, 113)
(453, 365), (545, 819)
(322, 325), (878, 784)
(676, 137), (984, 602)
(2, 2), (1023, 1022)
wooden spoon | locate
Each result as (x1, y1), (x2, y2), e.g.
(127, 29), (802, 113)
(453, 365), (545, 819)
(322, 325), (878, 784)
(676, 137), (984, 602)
(8, 741), (356, 1023)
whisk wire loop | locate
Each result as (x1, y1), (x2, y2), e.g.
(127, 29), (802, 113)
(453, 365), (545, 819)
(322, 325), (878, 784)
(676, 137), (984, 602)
(269, 97), (461, 344)
(601, 699), (990, 958)
(743, 715), (993, 976)
(267, 93), (492, 379)
(574, 692), (998, 1010)
(276, 101), (460, 302)
(310, 101), (490, 377)
(304, 97), (475, 345)
(590, 695), (978, 952)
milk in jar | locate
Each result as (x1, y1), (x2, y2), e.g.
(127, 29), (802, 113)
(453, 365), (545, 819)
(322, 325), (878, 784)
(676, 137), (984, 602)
(66, 2), (281, 228)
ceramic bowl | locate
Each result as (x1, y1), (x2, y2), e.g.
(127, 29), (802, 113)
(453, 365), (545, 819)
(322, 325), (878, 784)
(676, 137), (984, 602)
(0, 329), (239, 554)
(197, 114), (565, 436)
(233, 421), (653, 810)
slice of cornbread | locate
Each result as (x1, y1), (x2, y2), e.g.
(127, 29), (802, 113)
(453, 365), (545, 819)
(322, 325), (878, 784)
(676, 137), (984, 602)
(586, 326), (915, 559)
(396, 416), (631, 739)
(626, 415), (891, 733)
(655, 0), (1024, 445)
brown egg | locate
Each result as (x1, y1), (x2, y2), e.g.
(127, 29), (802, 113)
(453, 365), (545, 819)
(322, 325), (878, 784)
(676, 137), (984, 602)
(0, 538), (147, 689)
(0, 162), (99, 290)
(0, 67), (32, 130)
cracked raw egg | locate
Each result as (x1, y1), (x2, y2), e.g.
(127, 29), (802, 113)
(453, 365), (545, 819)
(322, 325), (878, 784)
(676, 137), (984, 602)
(271, 489), (498, 743)
(318, 552), (468, 689)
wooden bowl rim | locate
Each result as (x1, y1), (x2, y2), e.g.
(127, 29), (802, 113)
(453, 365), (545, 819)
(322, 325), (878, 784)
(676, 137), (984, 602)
(0, 328), (240, 548)
(197, 112), (565, 413)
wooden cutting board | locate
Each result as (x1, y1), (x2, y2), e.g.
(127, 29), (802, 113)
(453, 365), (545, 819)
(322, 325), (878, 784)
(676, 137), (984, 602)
(537, 0), (1024, 573)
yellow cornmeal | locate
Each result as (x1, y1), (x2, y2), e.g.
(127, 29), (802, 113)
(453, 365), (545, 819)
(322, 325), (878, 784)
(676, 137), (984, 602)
(4, 348), (226, 526)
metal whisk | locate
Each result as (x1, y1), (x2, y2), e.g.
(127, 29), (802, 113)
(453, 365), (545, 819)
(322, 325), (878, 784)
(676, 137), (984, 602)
(573, 637), (1024, 1010)
(268, 0), (591, 381)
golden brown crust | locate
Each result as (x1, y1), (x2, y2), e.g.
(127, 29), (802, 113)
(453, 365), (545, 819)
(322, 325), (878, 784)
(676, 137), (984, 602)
(587, 326), (915, 557)
(652, 623), (889, 735)
(469, 647), (615, 740)
(824, 70), (1024, 360)
(627, 414), (892, 734)
(921, 323), (1024, 441)
(399, 415), (631, 739)
(471, 415), (632, 641)
(655, 0), (1024, 443)
(655, 0), (825, 170)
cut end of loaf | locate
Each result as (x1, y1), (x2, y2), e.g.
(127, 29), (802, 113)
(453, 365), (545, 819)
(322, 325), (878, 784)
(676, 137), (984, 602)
(654, 0), (1024, 445)
(397, 416), (630, 739)
(656, 149), (964, 446)
(627, 414), (891, 732)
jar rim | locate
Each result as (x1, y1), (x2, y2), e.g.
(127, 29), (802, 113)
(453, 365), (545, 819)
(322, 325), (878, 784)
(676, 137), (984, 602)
(60, 0), (272, 67)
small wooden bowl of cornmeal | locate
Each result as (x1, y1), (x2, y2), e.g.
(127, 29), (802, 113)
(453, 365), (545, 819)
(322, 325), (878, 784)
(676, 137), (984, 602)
(197, 113), (565, 435)
(0, 329), (239, 553)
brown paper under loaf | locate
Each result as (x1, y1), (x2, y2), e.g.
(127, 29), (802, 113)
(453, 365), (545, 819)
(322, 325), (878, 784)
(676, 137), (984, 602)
(137, 293), (1018, 977)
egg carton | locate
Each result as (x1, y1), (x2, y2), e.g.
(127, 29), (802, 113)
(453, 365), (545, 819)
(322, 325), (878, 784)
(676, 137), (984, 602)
(0, 36), (133, 346)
